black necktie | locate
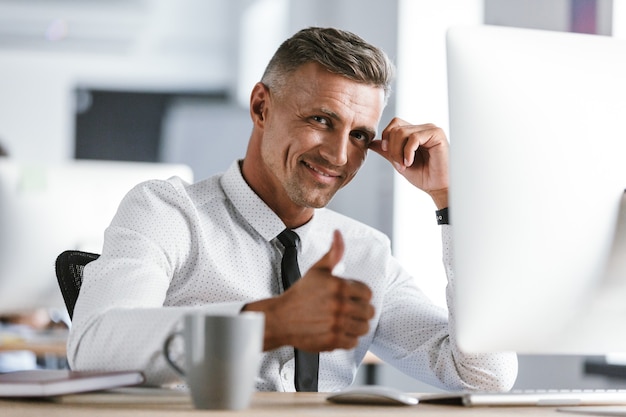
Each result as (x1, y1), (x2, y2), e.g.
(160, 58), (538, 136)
(277, 229), (319, 392)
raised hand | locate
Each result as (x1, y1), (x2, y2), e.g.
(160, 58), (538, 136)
(244, 230), (375, 352)
(369, 118), (449, 209)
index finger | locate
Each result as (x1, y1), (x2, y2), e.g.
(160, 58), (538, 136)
(344, 279), (373, 302)
(379, 117), (410, 152)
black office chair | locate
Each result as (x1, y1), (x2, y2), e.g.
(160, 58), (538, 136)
(55, 250), (100, 320)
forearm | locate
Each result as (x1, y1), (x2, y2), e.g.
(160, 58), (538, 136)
(441, 225), (518, 391)
(242, 297), (289, 351)
(68, 307), (189, 386)
(68, 302), (246, 386)
(372, 226), (517, 392)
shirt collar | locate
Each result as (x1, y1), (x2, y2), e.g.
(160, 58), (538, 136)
(220, 160), (290, 242)
(220, 160), (324, 246)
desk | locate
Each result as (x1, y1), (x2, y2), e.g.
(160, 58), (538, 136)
(0, 329), (67, 356)
(0, 339), (66, 357)
(0, 389), (584, 416)
(1, 329), (68, 370)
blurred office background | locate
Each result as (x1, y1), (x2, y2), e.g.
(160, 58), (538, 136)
(1, 0), (625, 391)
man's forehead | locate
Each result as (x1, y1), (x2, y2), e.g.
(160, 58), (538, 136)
(290, 66), (384, 115)
(290, 62), (385, 100)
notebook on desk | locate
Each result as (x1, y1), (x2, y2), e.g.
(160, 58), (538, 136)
(0, 369), (144, 397)
(418, 389), (626, 407)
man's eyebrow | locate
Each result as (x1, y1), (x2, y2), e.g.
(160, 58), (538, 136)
(320, 107), (341, 121)
(359, 126), (377, 139)
(319, 107), (377, 138)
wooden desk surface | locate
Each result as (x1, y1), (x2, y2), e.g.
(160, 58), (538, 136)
(0, 389), (586, 416)
(0, 329), (67, 356)
(0, 340), (67, 356)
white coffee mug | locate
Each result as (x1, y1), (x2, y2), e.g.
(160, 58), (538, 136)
(163, 312), (264, 410)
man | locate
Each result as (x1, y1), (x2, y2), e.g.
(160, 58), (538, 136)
(68, 27), (517, 392)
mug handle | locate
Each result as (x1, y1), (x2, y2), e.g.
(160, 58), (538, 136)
(163, 331), (186, 377)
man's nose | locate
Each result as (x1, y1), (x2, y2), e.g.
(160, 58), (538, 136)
(319, 132), (349, 166)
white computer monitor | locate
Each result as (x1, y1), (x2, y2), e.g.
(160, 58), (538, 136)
(0, 159), (193, 315)
(446, 25), (626, 354)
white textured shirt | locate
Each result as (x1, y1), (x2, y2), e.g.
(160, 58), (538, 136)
(68, 160), (517, 392)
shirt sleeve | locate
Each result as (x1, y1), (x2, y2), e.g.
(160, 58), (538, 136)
(67, 179), (246, 386)
(369, 225), (518, 392)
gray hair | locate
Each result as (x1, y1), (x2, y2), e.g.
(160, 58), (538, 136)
(261, 27), (395, 102)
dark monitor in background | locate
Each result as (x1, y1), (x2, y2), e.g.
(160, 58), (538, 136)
(446, 25), (626, 354)
(74, 89), (228, 162)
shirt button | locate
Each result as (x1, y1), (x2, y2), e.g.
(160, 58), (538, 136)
(282, 372), (289, 381)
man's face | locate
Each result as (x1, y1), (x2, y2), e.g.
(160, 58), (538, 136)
(260, 62), (385, 209)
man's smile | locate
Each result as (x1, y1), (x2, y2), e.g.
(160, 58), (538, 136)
(302, 160), (342, 182)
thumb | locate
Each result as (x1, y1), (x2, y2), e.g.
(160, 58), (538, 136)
(312, 230), (345, 272)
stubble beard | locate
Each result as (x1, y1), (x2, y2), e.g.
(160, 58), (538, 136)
(283, 172), (337, 209)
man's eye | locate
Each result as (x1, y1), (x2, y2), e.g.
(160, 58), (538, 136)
(312, 116), (329, 125)
(351, 131), (370, 142)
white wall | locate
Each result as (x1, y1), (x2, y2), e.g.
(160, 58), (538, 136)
(485, 0), (571, 31)
(394, 0), (484, 308)
(0, 0), (237, 162)
(614, 0), (626, 38)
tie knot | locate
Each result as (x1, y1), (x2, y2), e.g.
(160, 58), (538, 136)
(277, 229), (299, 248)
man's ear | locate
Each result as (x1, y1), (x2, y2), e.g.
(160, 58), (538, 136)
(250, 82), (269, 126)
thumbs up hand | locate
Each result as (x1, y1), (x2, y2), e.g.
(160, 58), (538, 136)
(243, 230), (375, 352)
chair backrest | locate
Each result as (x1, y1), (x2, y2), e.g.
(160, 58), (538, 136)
(55, 250), (100, 319)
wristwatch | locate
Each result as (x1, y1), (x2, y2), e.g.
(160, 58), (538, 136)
(436, 207), (449, 225)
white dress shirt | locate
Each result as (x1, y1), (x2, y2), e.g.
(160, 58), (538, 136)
(68, 160), (517, 392)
